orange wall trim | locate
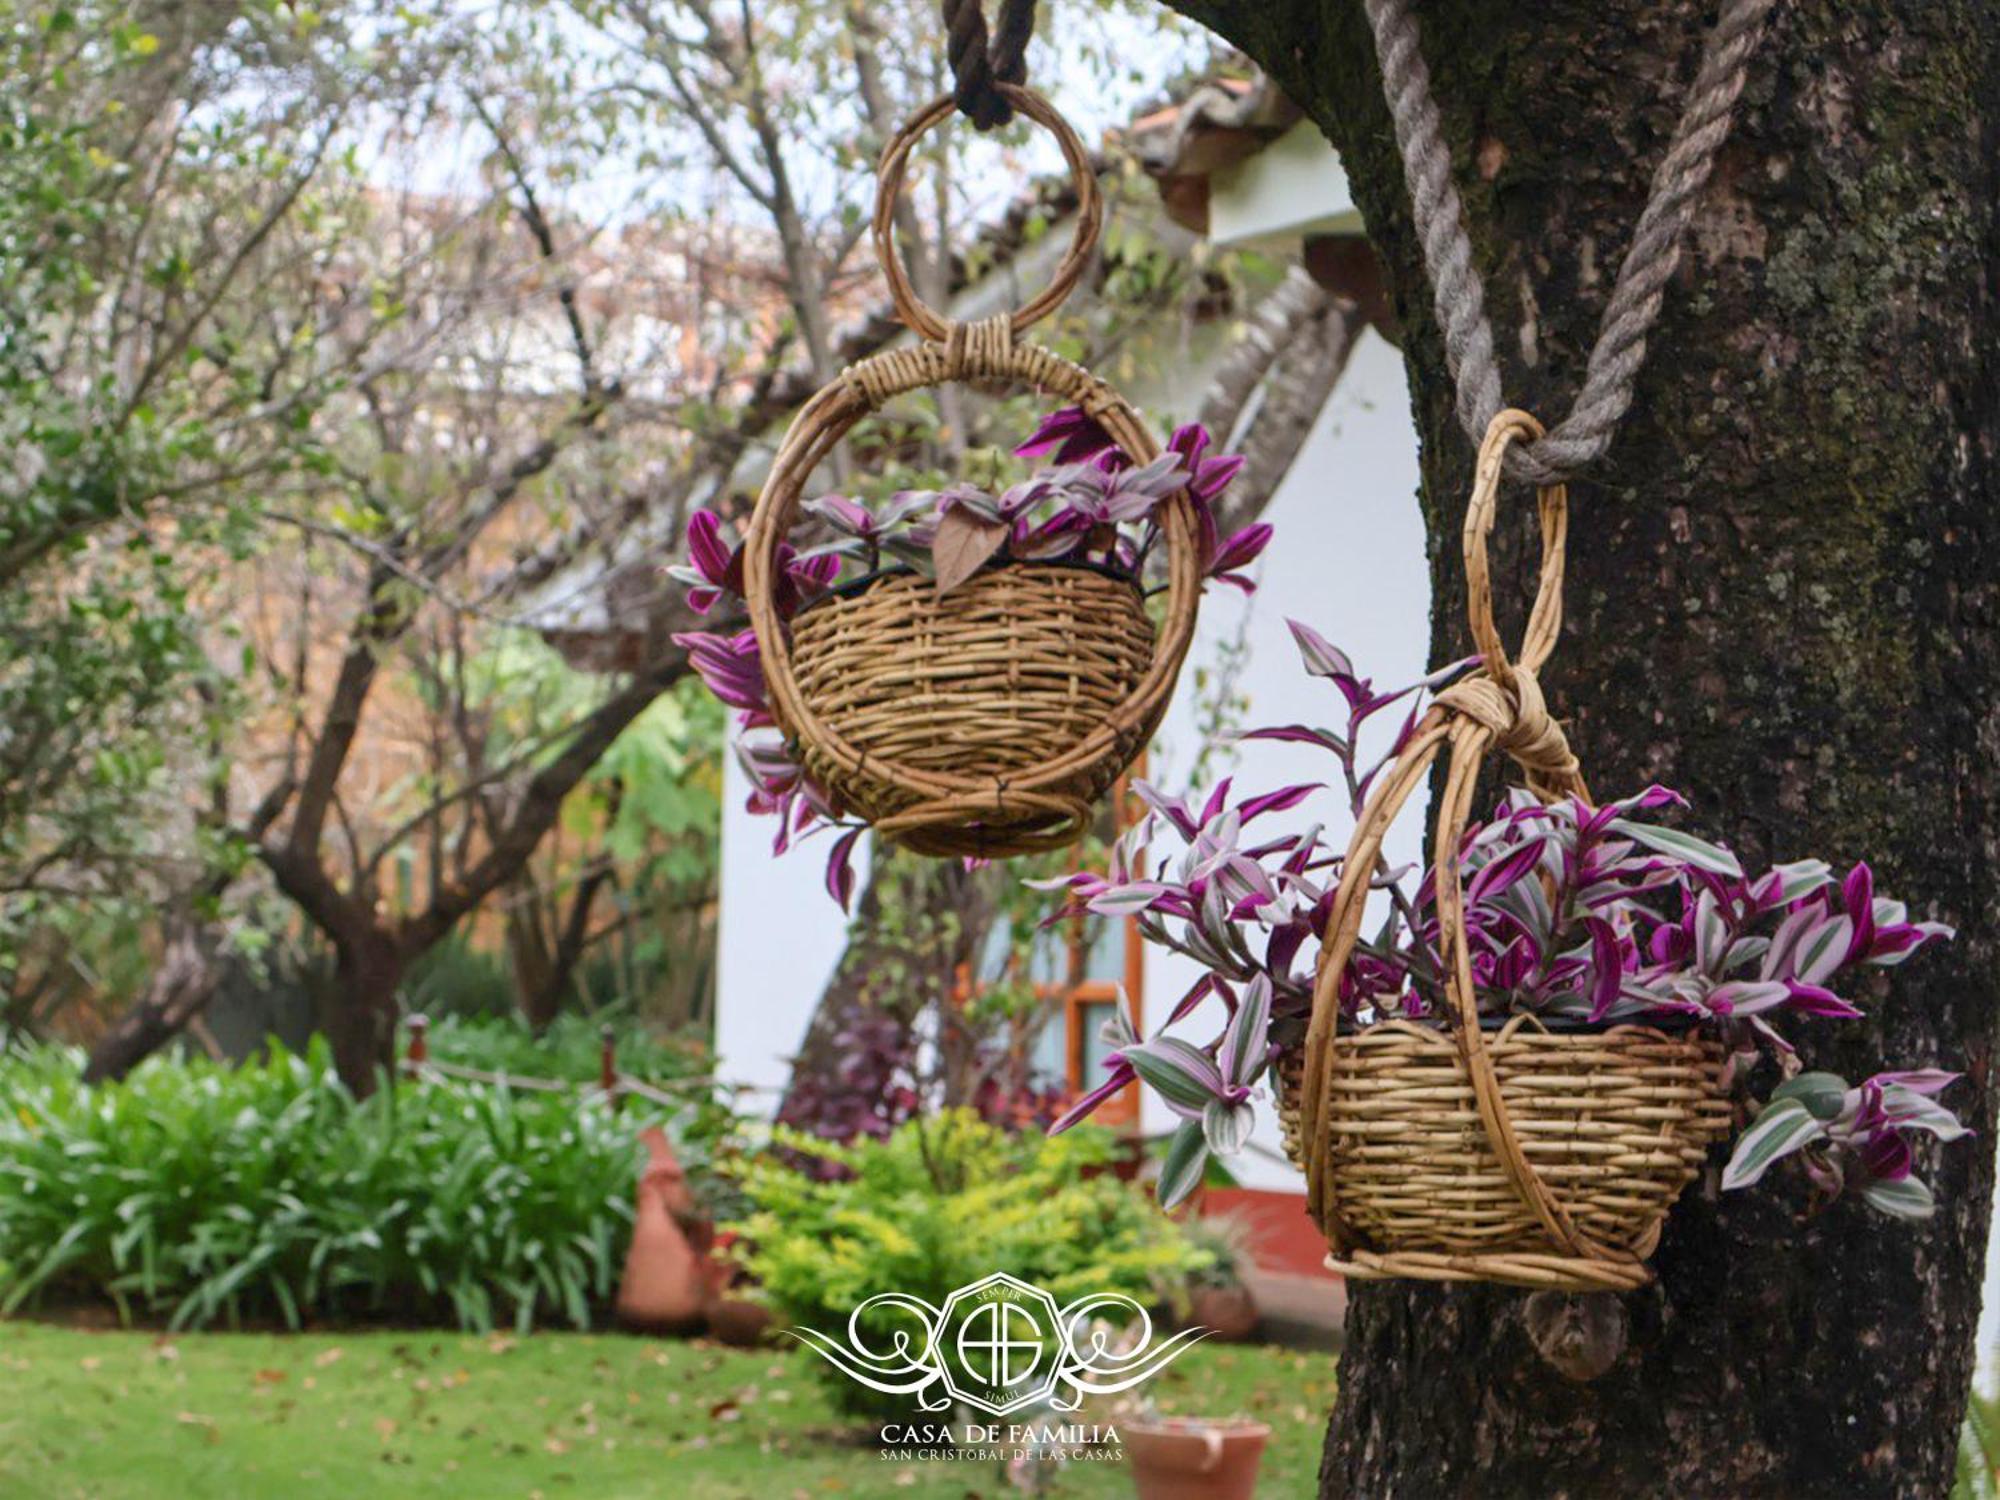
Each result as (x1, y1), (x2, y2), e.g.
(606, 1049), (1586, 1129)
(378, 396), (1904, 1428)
(1198, 1187), (1339, 1281)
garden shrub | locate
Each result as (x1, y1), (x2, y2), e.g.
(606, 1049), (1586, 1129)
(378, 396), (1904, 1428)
(726, 1111), (1207, 1412)
(0, 1039), (689, 1333)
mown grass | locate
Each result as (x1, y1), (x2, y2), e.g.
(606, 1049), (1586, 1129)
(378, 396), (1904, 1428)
(0, 1321), (1335, 1498)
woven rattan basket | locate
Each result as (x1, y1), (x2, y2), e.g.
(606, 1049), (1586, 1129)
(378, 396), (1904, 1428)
(785, 562), (1155, 856)
(1290, 412), (1732, 1292)
(742, 87), (1199, 860)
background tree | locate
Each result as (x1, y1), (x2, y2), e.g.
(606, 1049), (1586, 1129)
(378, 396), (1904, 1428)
(1158, 1), (2000, 1495)
(0, 1), (415, 1045)
(25, 0), (1217, 1090)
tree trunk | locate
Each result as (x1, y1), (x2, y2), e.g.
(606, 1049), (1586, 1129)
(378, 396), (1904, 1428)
(81, 917), (223, 1084)
(1164, 2), (2000, 1494)
(323, 931), (403, 1098)
(508, 864), (612, 1033)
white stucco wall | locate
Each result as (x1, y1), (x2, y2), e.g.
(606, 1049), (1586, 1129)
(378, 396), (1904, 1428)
(1208, 119), (1364, 247)
(713, 754), (865, 1114)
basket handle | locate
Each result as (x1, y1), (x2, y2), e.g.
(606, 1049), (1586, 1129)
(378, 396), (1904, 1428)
(873, 85), (1103, 344)
(1300, 410), (1618, 1267)
(1462, 409), (1567, 692)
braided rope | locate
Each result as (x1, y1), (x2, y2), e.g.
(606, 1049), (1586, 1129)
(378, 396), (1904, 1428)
(941, 0), (1037, 130)
(1363, 0), (1778, 484)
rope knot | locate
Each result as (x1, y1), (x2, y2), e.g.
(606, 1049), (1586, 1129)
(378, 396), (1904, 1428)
(942, 0), (1037, 130)
(1436, 667), (1580, 795)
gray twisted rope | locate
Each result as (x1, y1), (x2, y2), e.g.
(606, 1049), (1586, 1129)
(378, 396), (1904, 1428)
(1364, 0), (1778, 484)
(942, 0), (1037, 131)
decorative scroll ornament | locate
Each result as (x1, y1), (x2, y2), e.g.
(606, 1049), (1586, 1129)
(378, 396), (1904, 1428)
(785, 1271), (1208, 1417)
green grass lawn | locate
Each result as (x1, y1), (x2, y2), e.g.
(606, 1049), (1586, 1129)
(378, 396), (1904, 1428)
(0, 1321), (1335, 1499)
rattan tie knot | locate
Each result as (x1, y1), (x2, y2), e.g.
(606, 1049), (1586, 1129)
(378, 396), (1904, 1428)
(741, 86), (1202, 860)
(946, 313), (1015, 369)
(1435, 667), (1579, 800)
(1286, 411), (1730, 1293)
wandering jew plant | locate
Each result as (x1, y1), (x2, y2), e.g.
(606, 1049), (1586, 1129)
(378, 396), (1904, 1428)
(1037, 623), (1967, 1214)
(669, 409), (1260, 905)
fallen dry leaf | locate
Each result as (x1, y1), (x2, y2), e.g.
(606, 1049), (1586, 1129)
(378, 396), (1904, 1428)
(930, 506), (1008, 594)
(313, 1347), (344, 1368)
(253, 1368), (287, 1387)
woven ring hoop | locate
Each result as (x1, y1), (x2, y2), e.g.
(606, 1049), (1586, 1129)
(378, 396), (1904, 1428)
(874, 85), (1102, 343)
(743, 87), (1201, 859)
(1292, 410), (1728, 1292)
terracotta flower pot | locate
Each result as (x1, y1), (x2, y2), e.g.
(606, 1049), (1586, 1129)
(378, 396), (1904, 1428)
(1124, 1417), (1271, 1500)
(1189, 1284), (1260, 1343)
(615, 1128), (706, 1331)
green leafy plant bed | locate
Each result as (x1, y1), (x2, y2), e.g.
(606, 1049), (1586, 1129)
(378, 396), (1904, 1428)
(0, 1322), (1333, 1498)
(423, 1011), (713, 1086)
(0, 1041), (731, 1333)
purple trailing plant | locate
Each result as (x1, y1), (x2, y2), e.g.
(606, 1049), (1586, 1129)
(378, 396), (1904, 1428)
(1038, 622), (1966, 1214)
(668, 409), (1258, 907)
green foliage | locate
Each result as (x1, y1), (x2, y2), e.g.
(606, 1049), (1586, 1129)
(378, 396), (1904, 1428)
(1959, 1384), (2000, 1500)
(433, 1014), (751, 1226)
(454, 641), (724, 892)
(399, 933), (518, 1020)
(416, 1002), (745, 1219)
(425, 1009), (710, 1086)
(1176, 1212), (1254, 1293)
(0, 1), (393, 988)
(0, 1040), (659, 1334)
(726, 1112), (1203, 1409)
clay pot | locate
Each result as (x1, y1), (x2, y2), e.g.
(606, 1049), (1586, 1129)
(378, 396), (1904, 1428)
(705, 1296), (774, 1347)
(1124, 1417), (1271, 1500)
(615, 1128), (706, 1331)
(1189, 1284), (1260, 1343)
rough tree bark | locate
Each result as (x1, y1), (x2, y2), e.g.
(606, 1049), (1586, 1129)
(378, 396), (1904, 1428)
(1163, 3), (2000, 1495)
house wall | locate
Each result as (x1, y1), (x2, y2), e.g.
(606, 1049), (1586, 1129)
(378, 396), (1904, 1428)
(712, 753), (867, 1111)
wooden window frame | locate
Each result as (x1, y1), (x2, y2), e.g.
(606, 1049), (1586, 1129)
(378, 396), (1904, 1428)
(1057, 767), (1146, 1129)
(953, 772), (1148, 1131)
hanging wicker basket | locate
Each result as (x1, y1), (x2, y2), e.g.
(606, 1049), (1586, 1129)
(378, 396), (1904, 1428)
(1287, 411), (1732, 1292)
(742, 86), (1201, 860)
